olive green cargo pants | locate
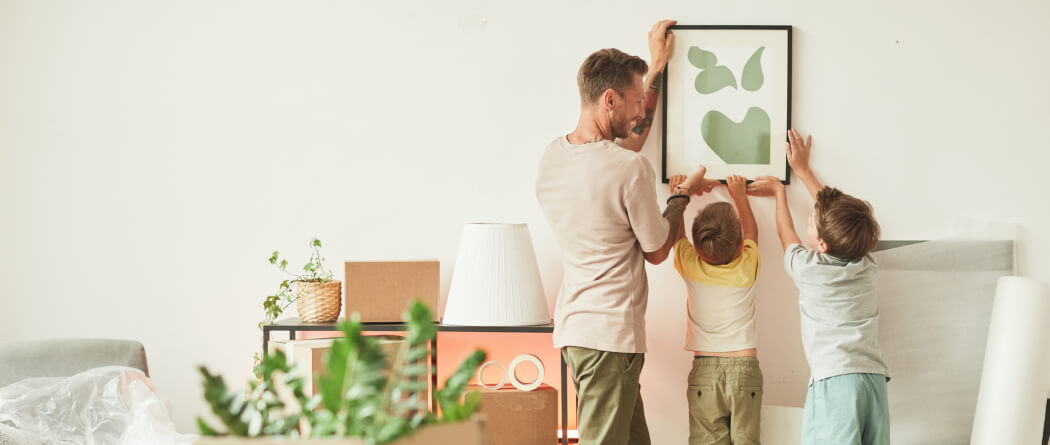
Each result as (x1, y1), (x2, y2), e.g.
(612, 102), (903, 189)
(562, 346), (651, 445)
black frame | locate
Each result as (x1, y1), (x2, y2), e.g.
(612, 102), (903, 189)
(660, 25), (793, 184)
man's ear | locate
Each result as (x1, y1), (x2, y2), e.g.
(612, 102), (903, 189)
(601, 88), (617, 111)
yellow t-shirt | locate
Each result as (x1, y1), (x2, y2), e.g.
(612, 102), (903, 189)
(673, 238), (761, 352)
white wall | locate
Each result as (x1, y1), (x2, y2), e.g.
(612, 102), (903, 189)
(1, 0), (1048, 442)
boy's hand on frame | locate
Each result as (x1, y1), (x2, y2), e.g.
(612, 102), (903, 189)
(786, 128), (813, 173)
(726, 175), (747, 199)
(746, 176), (784, 197)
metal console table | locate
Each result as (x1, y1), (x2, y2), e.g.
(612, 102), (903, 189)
(262, 319), (571, 445)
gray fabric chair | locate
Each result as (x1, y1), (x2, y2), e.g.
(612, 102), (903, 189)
(0, 338), (149, 388)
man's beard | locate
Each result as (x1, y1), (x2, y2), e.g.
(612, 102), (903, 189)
(611, 117), (634, 140)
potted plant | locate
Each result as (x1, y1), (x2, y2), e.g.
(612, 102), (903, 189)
(199, 301), (487, 445)
(263, 238), (341, 324)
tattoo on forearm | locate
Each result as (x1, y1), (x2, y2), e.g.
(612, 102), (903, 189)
(649, 74), (663, 92)
(662, 195), (687, 218)
(632, 75), (663, 135)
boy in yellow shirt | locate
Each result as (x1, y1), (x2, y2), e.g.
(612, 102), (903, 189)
(669, 174), (763, 445)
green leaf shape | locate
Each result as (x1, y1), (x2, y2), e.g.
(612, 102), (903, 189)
(436, 350), (487, 422)
(368, 301), (439, 443)
(701, 107), (772, 165)
(316, 316), (388, 438)
(199, 366), (250, 436)
(688, 46), (737, 94)
(695, 65), (738, 94)
(687, 46), (718, 69)
(742, 47), (765, 92)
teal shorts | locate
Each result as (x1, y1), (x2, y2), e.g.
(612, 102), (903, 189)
(801, 373), (889, 445)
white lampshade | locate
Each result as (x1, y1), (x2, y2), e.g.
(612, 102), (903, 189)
(442, 223), (550, 326)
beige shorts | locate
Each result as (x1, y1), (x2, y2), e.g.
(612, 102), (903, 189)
(687, 356), (763, 445)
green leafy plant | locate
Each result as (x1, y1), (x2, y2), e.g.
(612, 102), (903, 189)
(262, 238), (335, 326)
(201, 300), (486, 444)
(199, 349), (314, 437)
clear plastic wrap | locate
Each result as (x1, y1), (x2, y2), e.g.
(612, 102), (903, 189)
(0, 366), (195, 445)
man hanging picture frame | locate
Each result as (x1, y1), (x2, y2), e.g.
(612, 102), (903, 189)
(662, 25), (792, 183)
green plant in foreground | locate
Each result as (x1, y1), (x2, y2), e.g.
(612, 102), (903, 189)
(200, 300), (486, 444)
(199, 349), (313, 437)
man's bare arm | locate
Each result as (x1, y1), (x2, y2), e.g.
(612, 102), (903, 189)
(643, 195), (688, 264)
(621, 73), (663, 152)
(644, 166), (719, 264)
(622, 19), (675, 152)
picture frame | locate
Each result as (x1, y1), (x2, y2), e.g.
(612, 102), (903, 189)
(661, 25), (793, 183)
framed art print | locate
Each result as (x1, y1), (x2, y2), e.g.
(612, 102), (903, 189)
(662, 25), (792, 183)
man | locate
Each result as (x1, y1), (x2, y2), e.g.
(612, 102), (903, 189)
(535, 20), (716, 445)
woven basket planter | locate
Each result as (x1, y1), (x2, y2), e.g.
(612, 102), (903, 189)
(296, 280), (342, 323)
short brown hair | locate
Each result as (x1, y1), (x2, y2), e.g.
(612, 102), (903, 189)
(577, 48), (648, 105)
(814, 187), (881, 260)
(692, 202), (743, 266)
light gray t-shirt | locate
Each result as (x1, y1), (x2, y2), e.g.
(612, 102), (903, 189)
(784, 243), (889, 383)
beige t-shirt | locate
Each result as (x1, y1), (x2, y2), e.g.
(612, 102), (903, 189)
(535, 136), (669, 354)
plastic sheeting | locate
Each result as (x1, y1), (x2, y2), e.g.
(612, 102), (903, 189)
(873, 234), (1014, 444)
(0, 366), (195, 445)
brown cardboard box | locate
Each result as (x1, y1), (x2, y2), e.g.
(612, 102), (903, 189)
(194, 415), (485, 445)
(268, 336), (404, 396)
(344, 260), (439, 322)
(470, 383), (557, 445)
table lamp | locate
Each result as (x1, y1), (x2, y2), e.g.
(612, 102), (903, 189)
(442, 223), (550, 326)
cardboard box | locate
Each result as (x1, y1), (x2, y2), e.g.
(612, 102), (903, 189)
(195, 415), (486, 445)
(268, 336), (404, 396)
(470, 383), (557, 445)
(344, 260), (439, 322)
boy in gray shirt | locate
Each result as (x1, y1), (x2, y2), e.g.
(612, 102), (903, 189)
(748, 129), (889, 445)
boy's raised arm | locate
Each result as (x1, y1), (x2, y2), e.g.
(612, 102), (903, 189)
(727, 175), (758, 243)
(668, 175), (689, 243)
(787, 128), (824, 201)
(749, 176), (801, 251)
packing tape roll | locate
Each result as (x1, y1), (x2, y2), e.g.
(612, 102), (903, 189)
(508, 354), (544, 391)
(476, 360), (507, 390)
